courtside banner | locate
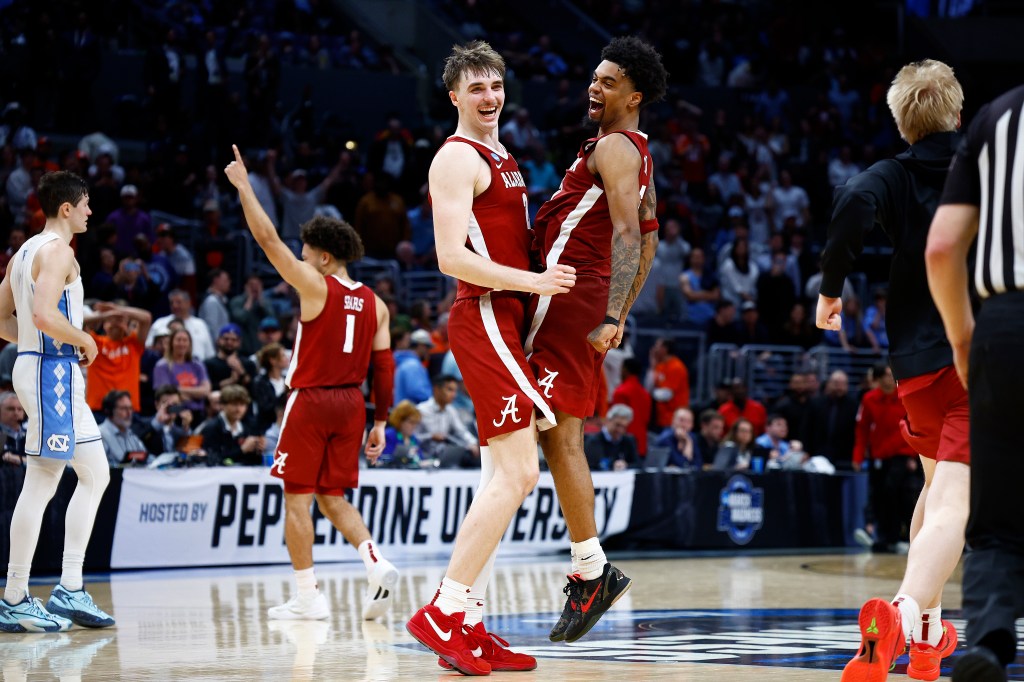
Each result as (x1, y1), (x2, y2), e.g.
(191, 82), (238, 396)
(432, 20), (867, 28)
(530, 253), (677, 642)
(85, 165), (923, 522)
(110, 468), (635, 569)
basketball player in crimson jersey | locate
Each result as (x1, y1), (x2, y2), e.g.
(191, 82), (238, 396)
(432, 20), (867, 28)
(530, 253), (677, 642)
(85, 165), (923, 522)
(526, 37), (667, 643)
(405, 42), (576, 676)
(224, 145), (400, 622)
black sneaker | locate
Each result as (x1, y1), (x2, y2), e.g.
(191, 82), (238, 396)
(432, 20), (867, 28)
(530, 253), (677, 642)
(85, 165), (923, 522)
(563, 563), (631, 643)
(548, 574), (583, 642)
(952, 646), (1006, 682)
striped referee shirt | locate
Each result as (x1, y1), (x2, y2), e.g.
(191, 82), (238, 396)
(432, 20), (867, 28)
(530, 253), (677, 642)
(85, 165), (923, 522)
(941, 83), (1024, 298)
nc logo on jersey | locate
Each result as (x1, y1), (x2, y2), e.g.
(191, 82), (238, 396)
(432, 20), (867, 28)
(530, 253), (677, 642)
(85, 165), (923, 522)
(716, 475), (764, 545)
(538, 368), (558, 399)
(493, 395), (522, 428)
(46, 434), (71, 453)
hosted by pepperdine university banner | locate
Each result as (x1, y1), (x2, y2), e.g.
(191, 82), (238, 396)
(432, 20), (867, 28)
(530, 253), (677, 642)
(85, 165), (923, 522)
(110, 468), (635, 569)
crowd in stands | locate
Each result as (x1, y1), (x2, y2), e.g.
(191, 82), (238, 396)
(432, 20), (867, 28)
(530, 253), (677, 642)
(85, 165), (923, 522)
(0, 1), (946, 485)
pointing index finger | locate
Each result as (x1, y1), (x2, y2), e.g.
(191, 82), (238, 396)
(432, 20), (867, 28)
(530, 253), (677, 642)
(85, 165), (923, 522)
(232, 144), (242, 163)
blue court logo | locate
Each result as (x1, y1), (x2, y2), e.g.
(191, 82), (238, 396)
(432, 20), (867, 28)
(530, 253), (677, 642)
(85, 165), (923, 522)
(716, 475), (764, 545)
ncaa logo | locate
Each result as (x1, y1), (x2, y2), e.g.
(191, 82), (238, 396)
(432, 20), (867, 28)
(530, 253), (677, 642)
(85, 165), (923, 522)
(716, 475), (764, 545)
(46, 433), (71, 453)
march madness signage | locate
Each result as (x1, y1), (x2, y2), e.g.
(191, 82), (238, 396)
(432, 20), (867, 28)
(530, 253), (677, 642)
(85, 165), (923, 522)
(110, 468), (635, 569)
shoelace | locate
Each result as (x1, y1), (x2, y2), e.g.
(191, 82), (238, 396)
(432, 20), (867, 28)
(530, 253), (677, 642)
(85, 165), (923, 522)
(562, 574), (583, 611)
(462, 625), (511, 654)
(25, 598), (54, 620)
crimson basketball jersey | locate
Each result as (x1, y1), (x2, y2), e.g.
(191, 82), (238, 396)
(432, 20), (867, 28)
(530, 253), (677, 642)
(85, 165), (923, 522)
(533, 130), (653, 277)
(287, 276), (377, 389)
(439, 136), (533, 300)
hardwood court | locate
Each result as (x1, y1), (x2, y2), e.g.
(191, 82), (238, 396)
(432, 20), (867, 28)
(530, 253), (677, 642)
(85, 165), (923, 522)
(4, 553), (1017, 681)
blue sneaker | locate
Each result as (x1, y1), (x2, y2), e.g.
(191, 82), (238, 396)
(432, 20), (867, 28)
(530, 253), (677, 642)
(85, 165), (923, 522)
(0, 595), (72, 633)
(45, 586), (114, 628)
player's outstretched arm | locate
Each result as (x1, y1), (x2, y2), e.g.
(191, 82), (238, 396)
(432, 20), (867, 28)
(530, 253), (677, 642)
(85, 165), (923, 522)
(431, 142), (575, 296)
(33, 240), (97, 365)
(0, 274), (18, 344)
(588, 134), (641, 351)
(224, 144), (325, 301)
(366, 293), (394, 464)
(926, 203), (979, 388)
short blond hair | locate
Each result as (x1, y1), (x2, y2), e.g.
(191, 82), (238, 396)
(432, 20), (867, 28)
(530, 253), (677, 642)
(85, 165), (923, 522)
(886, 60), (963, 144)
(442, 40), (505, 92)
(388, 400), (421, 429)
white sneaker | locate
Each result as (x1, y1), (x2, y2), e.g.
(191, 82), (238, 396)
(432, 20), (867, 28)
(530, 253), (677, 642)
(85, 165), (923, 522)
(268, 592), (330, 621)
(853, 528), (874, 549)
(362, 559), (399, 620)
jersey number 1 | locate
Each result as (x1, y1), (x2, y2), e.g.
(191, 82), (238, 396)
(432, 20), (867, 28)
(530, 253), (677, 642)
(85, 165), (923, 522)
(343, 314), (355, 353)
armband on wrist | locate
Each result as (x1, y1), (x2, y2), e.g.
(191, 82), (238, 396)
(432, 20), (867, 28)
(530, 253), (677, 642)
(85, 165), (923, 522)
(603, 315), (620, 327)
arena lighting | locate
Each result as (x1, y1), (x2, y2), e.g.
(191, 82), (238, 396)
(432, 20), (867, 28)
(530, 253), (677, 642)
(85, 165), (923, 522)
(345, 140), (358, 150)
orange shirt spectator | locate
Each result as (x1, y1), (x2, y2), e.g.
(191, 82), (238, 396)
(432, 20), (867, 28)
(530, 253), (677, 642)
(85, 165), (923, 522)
(85, 302), (152, 411)
(853, 382), (915, 469)
(611, 358), (652, 455)
(718, 379), (767, 436)
(646, 338), (690, 429)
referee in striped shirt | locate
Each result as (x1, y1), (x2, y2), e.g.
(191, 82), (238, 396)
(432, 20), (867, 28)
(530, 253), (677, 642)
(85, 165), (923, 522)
(928, 84), (1024, 682)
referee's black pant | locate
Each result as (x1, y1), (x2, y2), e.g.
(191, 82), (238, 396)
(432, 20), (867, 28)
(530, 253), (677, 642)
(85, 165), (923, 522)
(963, 290), (1024, 665)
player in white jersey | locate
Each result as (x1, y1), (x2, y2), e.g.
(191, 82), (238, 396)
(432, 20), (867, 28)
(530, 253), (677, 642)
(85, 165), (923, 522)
(0, 171), (114, 633)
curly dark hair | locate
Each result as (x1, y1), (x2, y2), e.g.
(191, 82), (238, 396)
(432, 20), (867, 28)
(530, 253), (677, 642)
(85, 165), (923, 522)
(600, 36), (669, 108)
(299, 215), (364, 264)
(37, 170), (89, 218)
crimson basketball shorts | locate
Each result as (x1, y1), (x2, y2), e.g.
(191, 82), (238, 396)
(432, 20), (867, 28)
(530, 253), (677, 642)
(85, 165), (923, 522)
(525, 275), (607, 420)
(449, 292), (555, 443)
(897, 364), (970, 465)
(273, 386), (366, 495)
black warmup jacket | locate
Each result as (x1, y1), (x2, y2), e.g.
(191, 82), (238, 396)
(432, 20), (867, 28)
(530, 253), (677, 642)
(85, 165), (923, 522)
(819, 132), (959, 381)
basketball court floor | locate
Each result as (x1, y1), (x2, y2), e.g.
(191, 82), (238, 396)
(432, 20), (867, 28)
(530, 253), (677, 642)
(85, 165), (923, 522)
(4, 552), (1023, 680)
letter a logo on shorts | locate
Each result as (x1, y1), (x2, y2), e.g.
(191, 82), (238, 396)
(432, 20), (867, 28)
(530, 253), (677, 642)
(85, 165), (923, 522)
(273, 451), (288, 475)
(492, 395), (522, 428)
(46, 434), (70, 453)
(538, 367), (558, 398)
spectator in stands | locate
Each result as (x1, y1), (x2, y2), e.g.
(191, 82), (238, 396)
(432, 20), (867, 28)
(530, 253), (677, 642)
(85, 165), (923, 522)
(250, 342), (288, 435)
(230, 273), (274, 355)
(757, 251), (799, 339)
(584, 404), (640, 472)
(353, 173), (411, 260)
(205, 323), (257, 392)
(247, 149), (279, 229)
(711, 418), (757, 471)
(804, 369), (859, 470)
(261, 392), (290, 464)
(107, 184), (152, 258)
(828, 145), (861, 188)
(776, 302), (820, 348)
(270, 160), (343, 247)
(153, 328), (212, 412)
(719, 237), (760, 307)
(0, 391), (26, 467)
(368, 115), (415, 195)
(85, 301), (152, 413)
(198, 268), (232, 340)
(254, 316), (285, 356)
(99, 390), (149, 467)
(689, 409), (723, 465)
(138, 385), (194, 457)
(854, 364), (920, 553)
(611, 358), (652, 457)
(719, 378), (768, 435)
(380, 400), (422, 468)
(707, 300), (741, 346)
(823, 294), (874, 352)
(755, 414), (791, 462)
(0, 226), (25, 277)
(501, 107), (542, 156)
(416, 375), (479, 468)
(736, 300), (770, 345)
(646, 338), (690, 430)
(198, 385), (263, 466)
(708, 153), (743, 205)
(774, 371), (816, 444)
(147, 289), (215, 361)
(6, 147), (36, 225)
(771, 169), (810, 230)
(520, 145), (561, 218)
(679, 247), (719, 327)
(407, 188), (435, 260)
(655, 407), (700, 470)
(864, 289), (889, 350)
(393, 328), (432, 405)
(153, 224), (197, 300)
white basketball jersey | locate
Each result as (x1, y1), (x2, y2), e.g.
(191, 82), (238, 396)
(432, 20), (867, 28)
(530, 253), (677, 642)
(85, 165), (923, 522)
(9, 232), (85, 357)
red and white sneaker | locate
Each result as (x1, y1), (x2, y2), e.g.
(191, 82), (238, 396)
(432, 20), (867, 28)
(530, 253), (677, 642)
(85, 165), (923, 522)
(841, 598), (906, 681)
(908, 619), (958, 681)
(406, 605), (490, 676)
(438, 622), (538, 672)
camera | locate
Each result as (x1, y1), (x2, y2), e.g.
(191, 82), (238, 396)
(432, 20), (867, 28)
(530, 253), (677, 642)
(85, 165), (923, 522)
(167, 404), (186, 414)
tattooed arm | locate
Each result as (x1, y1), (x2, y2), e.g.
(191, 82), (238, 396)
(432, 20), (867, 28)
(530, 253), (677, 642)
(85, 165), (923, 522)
(586, 133), (642, 352)
(619, 174), (659, 322)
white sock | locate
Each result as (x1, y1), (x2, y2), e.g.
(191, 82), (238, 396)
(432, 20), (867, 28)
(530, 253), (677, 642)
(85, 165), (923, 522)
(357, 540), (380, 571)
(433, 576), (470, 616)
(917, 605), (943, 647)
(4, 563), (30, 605)
(295, 567), (318, 600)
(61, 550), (85, 592)
(465, 593), (485, 628)
(893, 593), (920, 640)
(571, 537), (606, 581)
(570, 546), (579, 575)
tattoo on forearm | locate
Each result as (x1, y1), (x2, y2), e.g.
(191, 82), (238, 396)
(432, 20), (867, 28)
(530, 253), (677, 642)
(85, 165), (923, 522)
(607, 230), (641, 318)
(622, 231), (658, 318)
(639, 182), (657, 221)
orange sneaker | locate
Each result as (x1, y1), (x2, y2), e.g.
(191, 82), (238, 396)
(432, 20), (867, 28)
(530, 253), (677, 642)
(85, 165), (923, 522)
(908, 619), (958, 681)
(841, 598), (907, 682)
(437, 622), (538, 672)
